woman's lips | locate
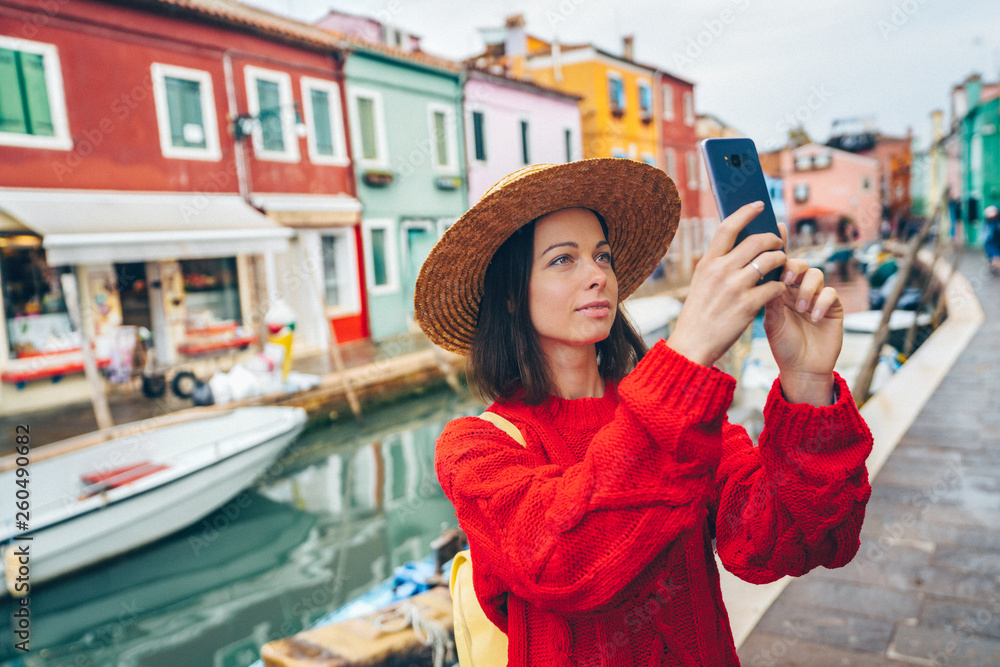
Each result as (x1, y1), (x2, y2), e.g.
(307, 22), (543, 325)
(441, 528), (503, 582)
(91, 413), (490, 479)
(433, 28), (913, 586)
(577, 300), (611, 317)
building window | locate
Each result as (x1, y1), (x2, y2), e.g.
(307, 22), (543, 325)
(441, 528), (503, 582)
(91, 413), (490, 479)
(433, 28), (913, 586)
(611, 147), (627, 159)
(813, 151), (831, 168)
(794, 183), (809, 203)
(1, 238), (75, 359)
(638, 81), (653, 122)
(180, 257), (242, 328)
(686, 151), (698, 190)
(661, 85), (674, 121)
(349, 87), (388, 168)
(641, 152), (656, 167)
(151, 63), (222, 160)
(0, 37), (71, 150)
(320, 229), (360, 314)
(363, 219), (399, 295)
(664, 147), (676, 179)
(683, 90), (694, 125)
(607, 72), (625, 115)
(564, 128), (573, 162)
(244, 66), (299, 163)
(520, 120), (530, 165)
(795, 154), (814, 171)
(472, 110), (486, 161)
(427, 103), (457, 173)
(300, 77), (347, 166)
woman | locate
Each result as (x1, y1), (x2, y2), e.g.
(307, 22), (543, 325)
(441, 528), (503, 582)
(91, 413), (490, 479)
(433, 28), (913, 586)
(414, 159), (872, 666)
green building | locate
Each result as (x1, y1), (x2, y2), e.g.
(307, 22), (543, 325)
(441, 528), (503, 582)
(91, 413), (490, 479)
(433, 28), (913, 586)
(322, 20), (468, 342)
(953, 75), (1000, 244)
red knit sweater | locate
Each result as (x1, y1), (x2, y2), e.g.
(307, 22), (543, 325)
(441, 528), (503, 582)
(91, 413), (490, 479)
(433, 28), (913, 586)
(436, 341), (873, 666)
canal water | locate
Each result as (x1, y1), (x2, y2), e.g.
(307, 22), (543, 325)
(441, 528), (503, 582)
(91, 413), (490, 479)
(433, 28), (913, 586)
(0, 386), (484, 667)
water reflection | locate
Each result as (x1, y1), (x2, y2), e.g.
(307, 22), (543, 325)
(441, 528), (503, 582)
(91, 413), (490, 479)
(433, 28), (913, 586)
(0, 387), (482, 667)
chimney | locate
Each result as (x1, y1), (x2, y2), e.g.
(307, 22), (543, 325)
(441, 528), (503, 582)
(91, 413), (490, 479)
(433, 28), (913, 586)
(505, 14), (525, 29)
(622, 35), (634, 61)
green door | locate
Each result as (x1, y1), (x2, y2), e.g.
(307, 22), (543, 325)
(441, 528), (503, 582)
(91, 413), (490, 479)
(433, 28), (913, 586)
(404, 224), (436, 315)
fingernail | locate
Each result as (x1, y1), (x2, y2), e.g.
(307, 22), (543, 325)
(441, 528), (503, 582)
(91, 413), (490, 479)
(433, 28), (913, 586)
(753, 201), (765, 209)
(783, 270), (794, 284)
(811, 308), (822, 322)
(797, 299), (808, 312)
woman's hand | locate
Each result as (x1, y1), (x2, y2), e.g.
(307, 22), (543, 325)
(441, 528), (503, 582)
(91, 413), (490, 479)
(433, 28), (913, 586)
(666, 202), (787, 367)
(764, 224), (843, 406)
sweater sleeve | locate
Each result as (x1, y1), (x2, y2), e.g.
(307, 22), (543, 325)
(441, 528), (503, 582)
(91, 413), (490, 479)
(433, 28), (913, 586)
(435, 341), (735, 617)
(711, 374), (873, 584)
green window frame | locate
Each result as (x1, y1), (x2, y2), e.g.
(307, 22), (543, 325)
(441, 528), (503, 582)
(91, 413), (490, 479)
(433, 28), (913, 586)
(357, 96), (378, 161)
(164, 76), (207, 148)
(0, 47), (54, 137)
(310, 88), (334, 156)
(472, 111), (486, 161)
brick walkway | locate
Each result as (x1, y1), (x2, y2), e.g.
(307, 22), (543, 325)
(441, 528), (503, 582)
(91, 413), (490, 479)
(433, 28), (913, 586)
(738, 249), (1000, 666)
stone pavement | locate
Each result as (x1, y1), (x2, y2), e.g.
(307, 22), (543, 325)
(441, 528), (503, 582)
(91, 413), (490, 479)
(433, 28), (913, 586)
(738, 248), (1000, 666)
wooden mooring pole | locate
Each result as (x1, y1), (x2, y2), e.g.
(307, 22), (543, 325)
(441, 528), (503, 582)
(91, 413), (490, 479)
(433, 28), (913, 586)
(853, 195), (945, 406)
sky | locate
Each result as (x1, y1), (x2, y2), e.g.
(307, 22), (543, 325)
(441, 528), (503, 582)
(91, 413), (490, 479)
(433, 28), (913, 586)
(255, 0), (1000, 151)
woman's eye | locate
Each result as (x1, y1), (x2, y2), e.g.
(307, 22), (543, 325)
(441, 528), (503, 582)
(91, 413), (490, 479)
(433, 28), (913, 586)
(550, 255), (571, 266)
(597, 252), (613, 264)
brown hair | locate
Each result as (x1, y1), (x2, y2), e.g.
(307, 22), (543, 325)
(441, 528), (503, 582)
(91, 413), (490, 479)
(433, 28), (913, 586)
(467, 212), (647, 405)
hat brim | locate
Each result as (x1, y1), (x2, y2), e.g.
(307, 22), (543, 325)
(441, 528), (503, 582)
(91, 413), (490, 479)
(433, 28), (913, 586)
(414, 158), (681, 355)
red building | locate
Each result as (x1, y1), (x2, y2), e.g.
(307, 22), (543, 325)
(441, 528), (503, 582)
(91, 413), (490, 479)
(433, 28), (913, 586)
(0, 0), (365, 414)
(655, 70), (702, 279)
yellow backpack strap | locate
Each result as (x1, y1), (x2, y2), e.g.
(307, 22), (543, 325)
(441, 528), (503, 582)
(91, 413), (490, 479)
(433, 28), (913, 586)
(478, 412), (526, 448)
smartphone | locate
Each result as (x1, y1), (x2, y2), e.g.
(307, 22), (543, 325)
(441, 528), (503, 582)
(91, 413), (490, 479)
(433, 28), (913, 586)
(699, 137), (784, 283)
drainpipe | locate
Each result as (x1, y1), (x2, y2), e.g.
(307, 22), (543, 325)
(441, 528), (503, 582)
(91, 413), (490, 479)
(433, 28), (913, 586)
(223, 51), (252, 203)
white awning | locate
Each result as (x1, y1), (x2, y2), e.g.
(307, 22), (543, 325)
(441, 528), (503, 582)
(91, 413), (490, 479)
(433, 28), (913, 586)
(250, 193), (363, 227)
(0, 188), (294, 265)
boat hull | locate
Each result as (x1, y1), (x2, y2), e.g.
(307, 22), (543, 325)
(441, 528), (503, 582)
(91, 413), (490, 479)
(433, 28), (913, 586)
(1, 407), (306, 591)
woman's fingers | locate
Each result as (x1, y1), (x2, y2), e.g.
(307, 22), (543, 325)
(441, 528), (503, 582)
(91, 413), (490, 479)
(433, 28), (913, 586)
(746, 249), (786, 284)
(705, 201), (765, 258)
(781, 258), (811, 285)
(790, 267), (825, 314)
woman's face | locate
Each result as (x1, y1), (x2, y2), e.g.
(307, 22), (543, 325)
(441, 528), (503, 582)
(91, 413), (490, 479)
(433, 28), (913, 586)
(528, 208), (619, 357)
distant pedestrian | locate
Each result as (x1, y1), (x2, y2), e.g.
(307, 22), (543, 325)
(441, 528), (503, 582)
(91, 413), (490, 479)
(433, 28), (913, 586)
(415, 159), (873, 666)
(985, 205), (1000, 275)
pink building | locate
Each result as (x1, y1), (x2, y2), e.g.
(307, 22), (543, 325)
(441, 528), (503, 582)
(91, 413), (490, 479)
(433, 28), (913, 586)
(780, 144), (881, 242)
(464, 68), (582, 202)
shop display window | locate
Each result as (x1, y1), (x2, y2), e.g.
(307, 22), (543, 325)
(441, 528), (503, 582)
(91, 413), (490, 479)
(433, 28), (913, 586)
(1, 238), (76, 359)
(180, 257), (241, 329)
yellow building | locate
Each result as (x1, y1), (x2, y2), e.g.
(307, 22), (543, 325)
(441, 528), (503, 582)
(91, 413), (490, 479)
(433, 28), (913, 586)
(474, 19), (659, 166)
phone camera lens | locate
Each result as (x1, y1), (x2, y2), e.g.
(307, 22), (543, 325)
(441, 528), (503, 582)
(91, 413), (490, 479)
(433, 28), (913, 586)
(730, 153), (742, 167)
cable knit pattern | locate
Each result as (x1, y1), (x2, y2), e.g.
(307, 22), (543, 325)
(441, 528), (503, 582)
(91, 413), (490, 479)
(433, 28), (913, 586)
(436, 340), (873, 665)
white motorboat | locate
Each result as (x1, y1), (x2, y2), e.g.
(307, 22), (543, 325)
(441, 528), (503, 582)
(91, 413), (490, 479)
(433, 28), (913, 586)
(0, 406), (307, 594)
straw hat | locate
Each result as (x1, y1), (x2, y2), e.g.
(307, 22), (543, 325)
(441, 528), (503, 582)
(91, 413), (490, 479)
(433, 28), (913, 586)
(414, 158), (681, 355)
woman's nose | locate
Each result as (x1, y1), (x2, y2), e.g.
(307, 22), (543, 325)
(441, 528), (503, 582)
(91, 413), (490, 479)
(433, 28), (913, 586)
(586, 260), (607, 290)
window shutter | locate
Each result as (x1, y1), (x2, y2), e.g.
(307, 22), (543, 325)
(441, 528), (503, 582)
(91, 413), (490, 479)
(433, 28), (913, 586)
(311, 89), (334, 156)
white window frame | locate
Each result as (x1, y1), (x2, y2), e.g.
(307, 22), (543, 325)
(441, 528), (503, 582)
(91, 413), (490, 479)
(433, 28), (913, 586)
(244, 65), (299, 163)
(0, 36), (71, 150)
(347, 86), (390, 169)
(661, 84), (675, 122)
(150, 63), (222, 161)
(664, 147), (676, 179)
(426, 102), (458, 174)
(300, 76), (348, 166)
(436, 217), (456, 238)
(686, 151), (698, 190)
(319, 228), (361, 317)
(362, 218), (399, 296)
(683, 90), (695, 126)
